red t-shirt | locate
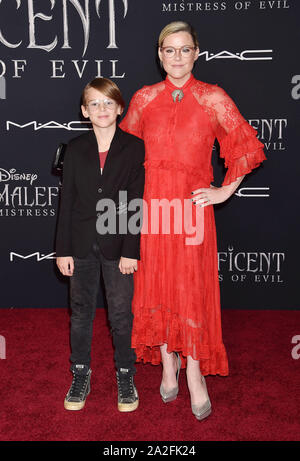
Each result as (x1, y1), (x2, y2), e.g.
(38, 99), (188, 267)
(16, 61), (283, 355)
(99, 151), (108, 172)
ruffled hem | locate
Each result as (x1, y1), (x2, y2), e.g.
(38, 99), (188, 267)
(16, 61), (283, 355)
(132, 305), (229, 376)
(220, 121), (266, 185)
(133, 344), (229, 376)
(222, 147), (266, 186)
(220, 121), (264, 162)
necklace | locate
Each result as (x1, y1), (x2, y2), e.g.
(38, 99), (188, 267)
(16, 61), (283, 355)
(171, 89), (184, 103)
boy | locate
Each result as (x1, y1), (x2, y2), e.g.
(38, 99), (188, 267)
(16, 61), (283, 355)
(56, 78), (145, 412)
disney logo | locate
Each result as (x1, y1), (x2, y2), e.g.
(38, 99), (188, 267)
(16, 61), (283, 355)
(0, 168), (38, 185)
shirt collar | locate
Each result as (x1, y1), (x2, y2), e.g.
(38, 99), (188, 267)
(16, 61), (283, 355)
(165, 73), (195, 91)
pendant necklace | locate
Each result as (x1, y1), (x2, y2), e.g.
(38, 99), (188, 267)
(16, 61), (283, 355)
(171, 89), (184, 103)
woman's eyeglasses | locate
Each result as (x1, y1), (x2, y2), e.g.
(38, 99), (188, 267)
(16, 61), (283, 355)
(160, 45), (197, 59)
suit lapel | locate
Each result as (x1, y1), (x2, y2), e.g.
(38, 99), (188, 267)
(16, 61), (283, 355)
(85, 129), (99, 173)
(101, 127), (126, 182)
(85, 126), (126, 185)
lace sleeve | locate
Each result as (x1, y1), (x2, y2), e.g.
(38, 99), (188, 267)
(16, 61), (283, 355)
(212, 87), (266, 186)
(119, 89), (144, 138)
(120, 83), (165, 139)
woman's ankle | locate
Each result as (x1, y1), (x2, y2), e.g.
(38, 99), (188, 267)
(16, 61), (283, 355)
(161, 348), (178, 388)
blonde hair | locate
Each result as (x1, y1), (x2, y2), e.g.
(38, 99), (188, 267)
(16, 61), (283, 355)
(81, 77), (125, 111)
(158, 21), (199, 48)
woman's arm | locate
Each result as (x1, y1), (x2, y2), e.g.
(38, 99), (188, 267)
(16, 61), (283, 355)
(192, 86), (265, 207)
(191, 175), (245, 208)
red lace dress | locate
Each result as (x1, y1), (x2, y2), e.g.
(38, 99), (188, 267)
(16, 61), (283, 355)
(120, 74), (266, 375)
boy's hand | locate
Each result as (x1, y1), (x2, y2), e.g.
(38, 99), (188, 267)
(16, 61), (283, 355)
(56, 256), (74, 276)
(119, 257), (138, 274)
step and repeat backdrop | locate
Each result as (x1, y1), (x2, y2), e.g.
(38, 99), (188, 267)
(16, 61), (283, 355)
(0, 0), (299, 308)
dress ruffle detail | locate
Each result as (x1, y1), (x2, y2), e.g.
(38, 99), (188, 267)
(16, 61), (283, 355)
(132, 304), (229, 376)
(220, 121), (266, 185)
(144, 159), (212, 184)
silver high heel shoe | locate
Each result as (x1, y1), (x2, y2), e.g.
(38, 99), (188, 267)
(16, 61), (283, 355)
(160, 352), (181, 403)
(191, 375), (212, 421)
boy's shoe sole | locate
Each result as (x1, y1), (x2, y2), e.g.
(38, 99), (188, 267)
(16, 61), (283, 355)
(64, 398), (87, 410)
(118, 399), (139, 412)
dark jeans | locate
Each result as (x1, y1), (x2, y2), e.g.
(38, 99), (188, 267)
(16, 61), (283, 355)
(69, 242), (136, 374)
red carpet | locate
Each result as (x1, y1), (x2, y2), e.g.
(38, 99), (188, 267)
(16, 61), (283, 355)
(0, 308), (299, 441)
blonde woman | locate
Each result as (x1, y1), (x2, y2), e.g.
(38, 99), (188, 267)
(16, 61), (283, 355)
(120, 22), (265, 420)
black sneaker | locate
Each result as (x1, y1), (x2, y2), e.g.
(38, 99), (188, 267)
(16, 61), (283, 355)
(64, 364), (91, 411)
(116, 368), (139, 412)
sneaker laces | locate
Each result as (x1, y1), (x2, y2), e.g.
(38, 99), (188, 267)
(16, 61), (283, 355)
(69, 373), (89, 397)
(117, 371), (134, 398)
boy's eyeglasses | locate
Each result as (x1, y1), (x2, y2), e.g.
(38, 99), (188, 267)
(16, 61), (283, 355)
(86, 99), (117, 111)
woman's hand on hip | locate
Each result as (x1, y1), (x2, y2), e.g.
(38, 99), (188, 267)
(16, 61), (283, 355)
(191, 176), (245, 207)
(56, 256), (74, 276)
(191, 185), (231, 207)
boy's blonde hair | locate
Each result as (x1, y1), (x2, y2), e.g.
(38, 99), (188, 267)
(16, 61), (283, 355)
(82, 77), (125, 111)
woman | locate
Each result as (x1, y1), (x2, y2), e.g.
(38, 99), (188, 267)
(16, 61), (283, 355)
(120, 21), (266, 420)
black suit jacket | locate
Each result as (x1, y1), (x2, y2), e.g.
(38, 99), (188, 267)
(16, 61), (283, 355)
(56, 126), (145, 260)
